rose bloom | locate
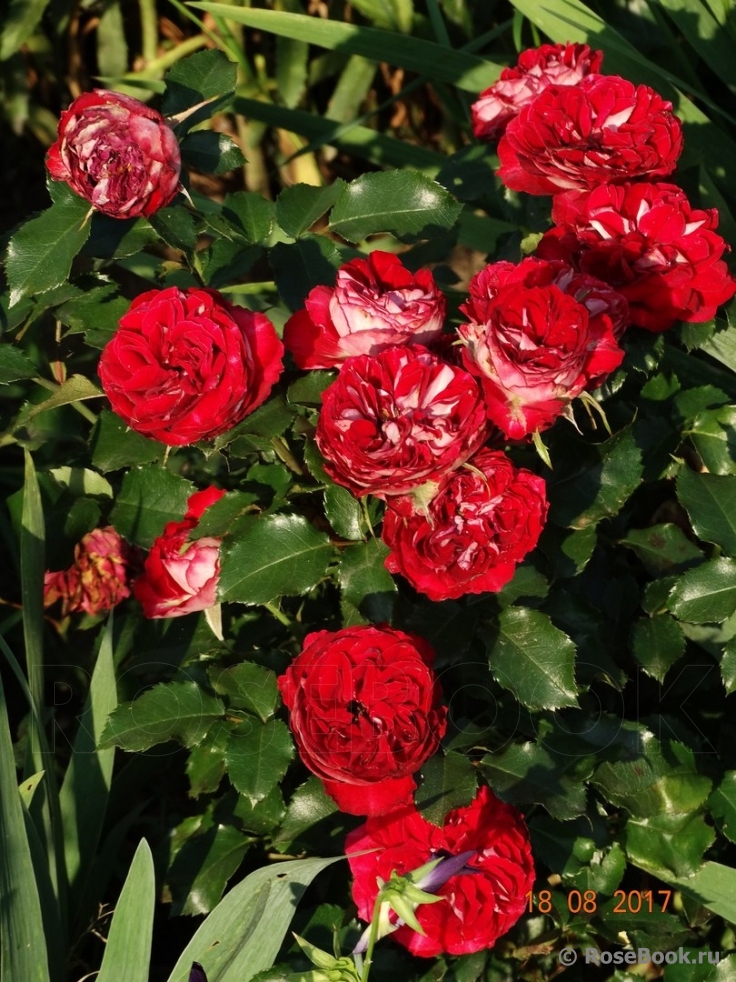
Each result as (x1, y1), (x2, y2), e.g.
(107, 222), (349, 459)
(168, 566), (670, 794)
(458, 265), (624, 439)
(134, 487), (225, 618)
(283, 251), (446, 369)
(99, 286), (284, 446)
(536, 182), (736, 332)
(47, 89), (180, 219)
(347, 785), (535, 957)
(471, 42), (603, 142)
(44, 527), (136, 617)
(382, 449), (548, 601)
(315, 345), (488, 498)
(278, 625), (447, 816)
(497, 74), (683, 195)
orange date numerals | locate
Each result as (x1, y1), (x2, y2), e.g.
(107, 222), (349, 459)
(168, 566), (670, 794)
(525, 889), (596, 914)
(612, 889), (671, 914)
(526, 888), (672, 915)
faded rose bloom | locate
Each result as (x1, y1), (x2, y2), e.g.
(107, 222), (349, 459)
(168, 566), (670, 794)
(315, 345), (488, 498)
(134, 487), (225, 619)
(347, 786), (535, 957)
(47, 89), (180, 219)
(278, 625), (447, 816)
(44, 527), (136, 617)
(458, 264), (624, 439)
(472, 42), (603, 142)
(497, 74), (683, 195)
(382, 449), (548, 601)
(98, 286), (284, 446)
(536, 182), (736, 332)
(283, 251), (446, 369)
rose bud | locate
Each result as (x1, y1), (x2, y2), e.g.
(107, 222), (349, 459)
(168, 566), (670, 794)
(347, 785), (535, 957)
(497, 74), (683, 195)
(134, 487), (225, 619)
(315, 345), (488, 499)
(98, 286), (284, 446)
(283, 251), (446, 369)
(472, 42), (603, 142)
(382, 449), (548, 601)
(277, 625), (447, 816)
(46, 89), (181, 219)
(44, 526), (137, 617)
(537, 182), (736, 332)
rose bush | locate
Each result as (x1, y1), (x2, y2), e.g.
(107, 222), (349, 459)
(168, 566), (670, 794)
(98, 286), (284, 445)
(347, 785), (535, 956)
(44, 527), (137, 617)
(382, 449), (548, 601)
(134, 487), (225, 618)
(471, 42), (603, 142)
(278, 625), (447, 815)
(315, 345), (488, 497)
(497, 74), (683, 195)
(283, 251), (446, 368)
(46, 89), (181, 218)
(537, 182), (736, 331)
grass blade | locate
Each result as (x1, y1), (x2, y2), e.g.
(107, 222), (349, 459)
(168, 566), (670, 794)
(96, 839), (155, 982)
(21, 447), (44, 715)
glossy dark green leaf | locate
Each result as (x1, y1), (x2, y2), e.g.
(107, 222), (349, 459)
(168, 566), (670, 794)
(100, 682), (225, 752)
(270, 236), (342, 311)
(81, 214), (158, 261)
(721, 636), (736, 695)
(218, 514), (332, 604)
(287, 372), (336, 407)
(55, 281), (130, 348)
(709, 771), (736, 844)
(668, 557), (736, 623)
(149, 206), (198, 254)
(324, 484), (363, 541)
(486, 607), (578, 711)
(677, 468), (736, 557)
(208, 662), (279, 722)
(688, 406), (736, 475)
(189, 492), (258, 541)
(276, 181), (345, 238)
(272, 777), (338, 852)
(162, 49), (238, 126)
(624, 812), (714, 879)
(415, 752), (477, 827)
(538, 523), (597, 579)
(186, 724), (232, 798)
(213, 395), (295, 451)
(89, 411), (165, 473)
(329, 171), (462, 243)
(221, 191), (275, 244)
(619, 523), (703, 577)
(339, 538), (397, 625)
(169, 824), (252, 916)
(6, 185), (91, 306)
(181, 132), (246, 175)
(0, 345), (35, 384)
(110, 466), (193, 548)
(481, 741), (591, 821)
(631, 615), (685, 682)
(225, 720), (294, 807)
(230, 785), (285, 836)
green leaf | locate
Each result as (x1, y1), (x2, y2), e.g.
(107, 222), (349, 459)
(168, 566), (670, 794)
(96, 839), (155, 982)
(100, 681), (225, 752)
(164, 855), (343, 982)
(0, 345), (35, 384)
(186, 723), (231, 797)
(218, 514), (333, 604)
(188, 492), (258, 541)
(688, 406), (736, 475)
(169, 823), (251, 916)
(21, 449), (44, 711)
(486, 607), (578, 711)
(109, 465), (193, 548)
(0, 0), (50, 59)
(180, 131), (246, 175)
(721, 636), (736, 694)
(226, 720), (294, 807)
(0, 670), (51, 982)
(209, 662), (279, 722)
(222, 191), (275, 244)
(481, 741), (590, 821)
(667, 865), (736, 927)
(272, 776), (338, 852)
(81, 214), (158, 261)
(149, 206), (198, 254)
(270, 236), (342, 311)
(162, 49), (238, 126)
(677, 468), (736, 557)
(624, 811), (714, 879)
(329, 171), (462, 243)
(668, 557), (736, 623)
(619, 523), (703, 576)
(49, 466), (112, 498)
(338, 538), (397, 626)
(6, 185), (91, 306)
(324, 484), (363, 541)
(414, 752), (477, 826)
(709, 771), (736, 844)
(631, 615), (686, 682)
(54, 280), (130, 347)
(287, 371), (336, 407)
(189, 5), (500, 92)
(89, 411), (165, 473)
(276, 181), (345, 239)
(13, 375), (103, 437)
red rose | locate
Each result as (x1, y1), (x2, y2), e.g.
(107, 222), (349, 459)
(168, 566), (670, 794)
(99, 286), (284, 446)
(277, 625), (447, 816)
(283, 251), (446, 369)
(472, 43), (603, 142)
(346, 785), (535, 957)
(497, 74), (683, 195)
(134, 487), (225, 618)
(536, 182), (736, 332)
(315, 345), (488, 498)
(382, 449), (548, 601)
(46, 89), (181, 219)
(44, 526), (137, 617)
(458, 265), (624, 439)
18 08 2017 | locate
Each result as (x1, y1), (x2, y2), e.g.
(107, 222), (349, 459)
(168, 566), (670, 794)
(526, 889), (673, 915)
